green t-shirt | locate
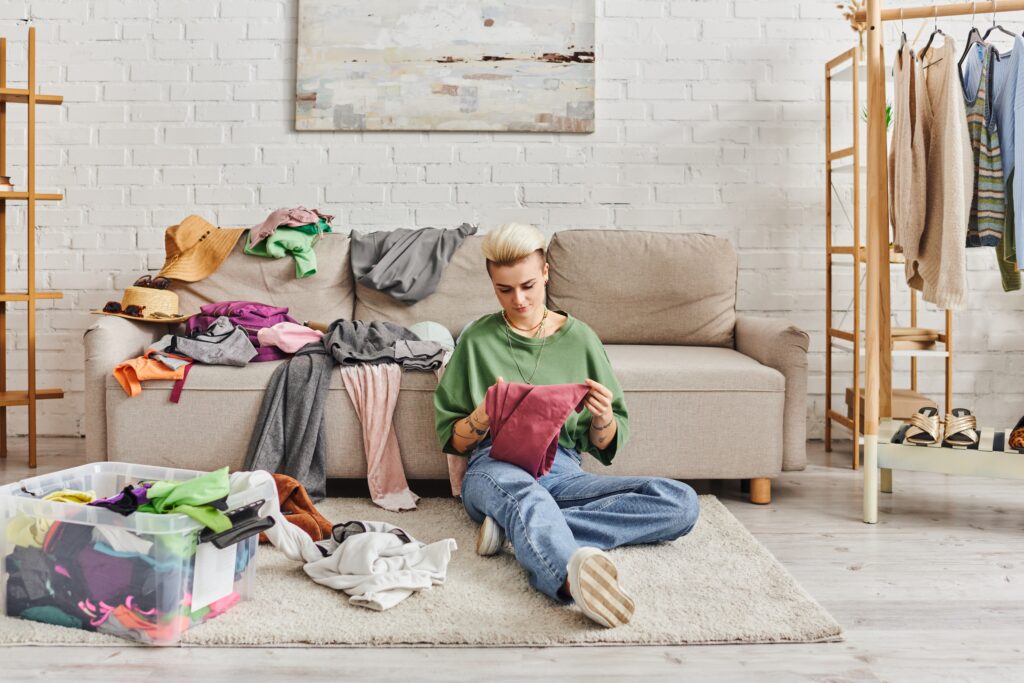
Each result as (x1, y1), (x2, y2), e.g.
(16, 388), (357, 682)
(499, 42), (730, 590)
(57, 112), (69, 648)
(433, 312), (629, 465)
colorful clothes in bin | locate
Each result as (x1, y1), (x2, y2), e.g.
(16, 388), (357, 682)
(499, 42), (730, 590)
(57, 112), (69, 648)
(3, 467), (257, 643)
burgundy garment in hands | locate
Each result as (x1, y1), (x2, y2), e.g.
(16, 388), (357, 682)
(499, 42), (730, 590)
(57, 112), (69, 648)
(485, 382), (590, 478)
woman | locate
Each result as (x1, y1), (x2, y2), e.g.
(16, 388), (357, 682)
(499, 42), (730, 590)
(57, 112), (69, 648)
(434, 223), (699, 628)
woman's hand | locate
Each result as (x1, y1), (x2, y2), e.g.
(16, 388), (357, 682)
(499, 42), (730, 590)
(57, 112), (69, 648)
(583, 378), (614, 427)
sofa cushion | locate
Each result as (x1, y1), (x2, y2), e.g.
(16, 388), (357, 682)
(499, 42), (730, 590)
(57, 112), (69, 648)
(104, 343), (784, 480)
(604, 345), (783, 393)
(353, 234), (497, 338)
(108, 345), (778, 394)
(174, 233), (355, 325)
(546, 230), (737, 347)
(104, 363), (445, 477)
(581, 390), (782, 478)
(104, 359), (441, 393)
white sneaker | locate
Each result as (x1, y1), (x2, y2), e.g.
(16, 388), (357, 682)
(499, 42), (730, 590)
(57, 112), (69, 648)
(567, 547), (635, 628)
(476, 515), (505, 556)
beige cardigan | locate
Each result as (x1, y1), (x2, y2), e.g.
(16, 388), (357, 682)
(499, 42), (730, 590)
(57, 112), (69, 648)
(916, 40), (972, 310)
(889, 46), (927, 288)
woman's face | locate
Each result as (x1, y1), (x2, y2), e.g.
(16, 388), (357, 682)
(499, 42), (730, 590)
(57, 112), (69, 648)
(488, 252), (549, 320)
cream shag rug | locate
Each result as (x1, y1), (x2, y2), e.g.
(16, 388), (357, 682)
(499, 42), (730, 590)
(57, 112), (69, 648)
(0, 495), (841, 647)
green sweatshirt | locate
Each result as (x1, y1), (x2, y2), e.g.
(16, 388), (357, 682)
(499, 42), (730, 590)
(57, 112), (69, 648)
(434, 312), (629, 465)
(244, 227), (318, 278)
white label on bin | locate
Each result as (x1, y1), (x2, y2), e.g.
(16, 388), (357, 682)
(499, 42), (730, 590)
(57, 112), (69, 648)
(191, 542), (237, 611)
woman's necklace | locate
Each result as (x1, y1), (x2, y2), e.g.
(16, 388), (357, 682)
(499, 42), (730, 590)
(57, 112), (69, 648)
(503, 308), (550, 384)
(502, 308), (544, 333)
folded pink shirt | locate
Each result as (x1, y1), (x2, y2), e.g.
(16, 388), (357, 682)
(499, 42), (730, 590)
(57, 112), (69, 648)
(257, 322), (323, 354)
(485, 382), (590, 478)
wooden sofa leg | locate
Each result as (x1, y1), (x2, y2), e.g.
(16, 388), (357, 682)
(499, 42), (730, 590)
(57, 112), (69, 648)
(749, 478), (771, 505)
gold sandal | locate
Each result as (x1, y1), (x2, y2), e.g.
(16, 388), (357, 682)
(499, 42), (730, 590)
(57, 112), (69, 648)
(905, 406), (941, 446)
(943, 408), (979, 449)
(1009, 416), (1024, 451)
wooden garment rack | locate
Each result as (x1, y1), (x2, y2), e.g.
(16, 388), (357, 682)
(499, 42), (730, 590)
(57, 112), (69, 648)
(854, 0), (1024, 523)
(823, 46), (953, 470)
(0, 27), (65, 468)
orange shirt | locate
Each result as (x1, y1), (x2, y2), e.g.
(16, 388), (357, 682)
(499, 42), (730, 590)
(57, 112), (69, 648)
(113, 351), (189, 397)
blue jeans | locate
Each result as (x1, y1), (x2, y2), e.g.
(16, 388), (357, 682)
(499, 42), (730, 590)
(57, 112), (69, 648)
(461, 437), (700, 603)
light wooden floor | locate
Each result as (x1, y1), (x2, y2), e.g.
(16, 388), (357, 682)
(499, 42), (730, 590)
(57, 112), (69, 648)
(1, 438), (1022, 682)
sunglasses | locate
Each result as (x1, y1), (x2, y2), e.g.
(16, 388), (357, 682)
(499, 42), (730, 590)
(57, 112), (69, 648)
(103, 302), (146, 318)
(133, 275), (171, 290)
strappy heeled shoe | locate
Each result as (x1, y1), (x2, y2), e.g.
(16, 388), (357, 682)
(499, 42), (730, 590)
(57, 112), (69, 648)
(943, 408), (979, 449)
(905, 406), (941, 446)
(1009, 416), (1024, 452)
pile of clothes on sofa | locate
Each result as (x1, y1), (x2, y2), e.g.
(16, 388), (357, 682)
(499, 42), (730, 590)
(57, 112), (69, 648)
(100, 210), (477, 513)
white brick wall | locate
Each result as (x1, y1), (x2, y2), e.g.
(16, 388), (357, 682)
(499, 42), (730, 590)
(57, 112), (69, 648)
(0, 2), (1019, 442)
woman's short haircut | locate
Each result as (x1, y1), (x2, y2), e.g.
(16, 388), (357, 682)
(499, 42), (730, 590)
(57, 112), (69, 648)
(481, 223), (546, 270)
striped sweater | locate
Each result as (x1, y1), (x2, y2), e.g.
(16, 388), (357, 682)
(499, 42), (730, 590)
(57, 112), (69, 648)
(964, 42), (1006, 247)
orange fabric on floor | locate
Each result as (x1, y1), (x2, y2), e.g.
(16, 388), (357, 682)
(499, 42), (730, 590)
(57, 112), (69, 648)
(113, 351), (188, 397)
(112, 605), (190, 642)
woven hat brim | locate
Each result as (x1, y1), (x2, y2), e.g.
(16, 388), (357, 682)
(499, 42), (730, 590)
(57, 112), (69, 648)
(90, 310), (191, 324)
(157, 225), (245, 282)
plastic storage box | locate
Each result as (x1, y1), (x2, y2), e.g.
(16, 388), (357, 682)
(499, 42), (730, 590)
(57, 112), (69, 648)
(0, 462), (274, 645)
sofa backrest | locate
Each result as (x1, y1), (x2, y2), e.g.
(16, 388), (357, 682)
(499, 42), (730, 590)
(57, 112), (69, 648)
(545, 230), (737, 347)
(175, 233), (356, 324)
(352, 234), (497, 337)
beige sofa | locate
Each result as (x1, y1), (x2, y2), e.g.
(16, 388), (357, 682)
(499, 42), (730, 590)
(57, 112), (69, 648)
(84, 229), (808, 504)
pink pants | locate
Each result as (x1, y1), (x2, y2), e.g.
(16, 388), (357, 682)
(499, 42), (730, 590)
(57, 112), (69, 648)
(340, 364), (419, 511)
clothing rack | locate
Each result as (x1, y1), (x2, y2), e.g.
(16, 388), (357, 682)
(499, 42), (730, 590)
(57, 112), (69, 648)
(855, 0), (1024, 523)
(822, 45), (953, 469)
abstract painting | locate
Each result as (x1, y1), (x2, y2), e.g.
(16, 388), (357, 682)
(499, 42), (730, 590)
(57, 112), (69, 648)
(296, 0), (595, 132)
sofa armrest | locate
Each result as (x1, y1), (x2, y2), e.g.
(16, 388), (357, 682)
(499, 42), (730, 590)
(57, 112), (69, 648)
(83, 316), (169, 463)
(735, 316), (809, 471)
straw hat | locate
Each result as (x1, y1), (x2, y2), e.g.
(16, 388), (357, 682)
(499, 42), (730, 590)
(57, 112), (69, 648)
(91, 286), (191, 324)
(157, 215), (245, 282)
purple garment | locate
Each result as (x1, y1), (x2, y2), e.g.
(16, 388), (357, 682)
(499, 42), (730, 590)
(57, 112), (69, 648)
(249, 207), (334, 248)
(77, 547), (136, 605)
(88, 483), (152, 516)
(187, 301), (299, 362)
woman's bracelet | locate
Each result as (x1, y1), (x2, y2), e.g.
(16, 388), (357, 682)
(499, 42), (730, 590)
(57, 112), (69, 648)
(592, 415), (614, 431)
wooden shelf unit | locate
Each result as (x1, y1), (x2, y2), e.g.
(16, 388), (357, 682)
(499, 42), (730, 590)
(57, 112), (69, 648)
(877, 419), (1024, 490)
(0, 28), (64, 468)
(824, 45), (952, 469)
(0, 192), (63, 201)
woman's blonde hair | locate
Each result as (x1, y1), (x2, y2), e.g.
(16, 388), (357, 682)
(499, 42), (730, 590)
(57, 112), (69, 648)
(481, 223), (546, 269)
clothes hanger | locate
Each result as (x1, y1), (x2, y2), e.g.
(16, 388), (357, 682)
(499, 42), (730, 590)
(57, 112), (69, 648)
(898, 8), (909, 57)
(921, 5), (947, 65)
(958, 3), (986, 70)
(982, 0), (1016, 40)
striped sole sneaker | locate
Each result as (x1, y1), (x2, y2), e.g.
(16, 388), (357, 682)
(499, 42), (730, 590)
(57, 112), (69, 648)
(567, 547), (636, 628)
(476, 516), (505, 556)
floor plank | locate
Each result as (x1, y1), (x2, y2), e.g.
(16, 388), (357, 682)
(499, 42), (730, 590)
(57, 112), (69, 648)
(1, 438), (1022, 682)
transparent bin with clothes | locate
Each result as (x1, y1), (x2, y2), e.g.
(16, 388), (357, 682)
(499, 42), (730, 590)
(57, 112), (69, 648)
(0, 461), (274, 645)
